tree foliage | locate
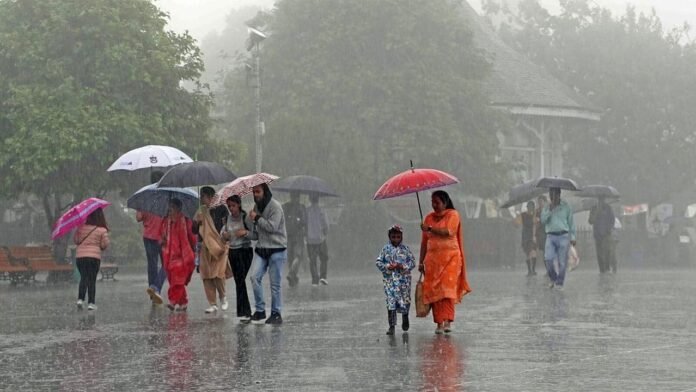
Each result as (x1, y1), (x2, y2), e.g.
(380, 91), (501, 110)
(484, 0), (696, 204)
(219, 0), (508, 200)
(0, 0), (234, 229)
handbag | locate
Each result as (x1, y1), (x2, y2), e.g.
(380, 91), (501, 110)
(415, 273), (431, 318)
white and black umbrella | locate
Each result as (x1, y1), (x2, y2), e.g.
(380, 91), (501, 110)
(107, 145), (192, 172)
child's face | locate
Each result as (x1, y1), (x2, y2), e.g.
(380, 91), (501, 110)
(389, 232), (402, 246)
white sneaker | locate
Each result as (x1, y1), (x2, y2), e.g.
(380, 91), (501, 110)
(87, 304), (97, 311)
(220, 298), (229, 311)
(205, 305), (218, 314)
(76, 299), (84, 309)
(320, 278), (328, 285)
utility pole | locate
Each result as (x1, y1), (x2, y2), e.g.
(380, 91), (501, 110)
(247, 27), (267, 173)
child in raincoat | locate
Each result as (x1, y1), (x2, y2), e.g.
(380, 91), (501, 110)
(376, 224), (415, 335)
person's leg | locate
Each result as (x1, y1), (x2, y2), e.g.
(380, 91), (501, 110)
(87, 259), (100, 304)
(215, 277), (226, 303)
(319, 241), (329, 281)
(202, 279), (218, 305)
(555, 235), (571, 286)
(230, 251), (247, 316)
(239, 249), (253, 316)
(609, 237), (618, 273)
(602, 236), (613, 273)
(156, 247), (167, 293)
(307, 245), (319, 284)
(269, 250), (287, 315)
(286, 238), (299, 283)
(144, 238), (159, 289)
(544, 236), (559, 284)
(251, 255), (269, 313)
(76, 259), (88, 301)
(594, 236), (605, 273)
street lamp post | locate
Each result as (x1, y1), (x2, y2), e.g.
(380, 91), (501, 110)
(247, 27), (266, 173)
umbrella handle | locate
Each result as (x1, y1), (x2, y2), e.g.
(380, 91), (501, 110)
(415, 191), (423, 221)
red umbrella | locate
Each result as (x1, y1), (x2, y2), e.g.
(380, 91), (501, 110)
(373, 161), (459, 220)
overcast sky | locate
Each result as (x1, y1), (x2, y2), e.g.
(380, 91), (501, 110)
(156, 0), (696, 42)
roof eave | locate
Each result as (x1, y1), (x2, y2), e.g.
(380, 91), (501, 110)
(490, 103), (602, 122)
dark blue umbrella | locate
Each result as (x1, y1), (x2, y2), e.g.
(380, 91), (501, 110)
(127, 184), (199, 219)
(273, 175), (339, 197)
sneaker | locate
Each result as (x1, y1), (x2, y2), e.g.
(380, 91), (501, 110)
(238, 314), (252, 322)
(444, 322), (453, 333)
(152, 292), (164, 305)
(87, 304), (97, 311)
(178, 305), (187, 312)
(76, 299), (84, 310)
(311, 283), (319, 287)
(555, 285), (564, 291)
(265, 312), (283, 325)
(205, 305), (218, 314)
(319, 278), (328, 285)
(386, 326), (395, 336)
(167, 303), (176, 311)
(220, 298), (229, 311)
(548, 282), (555, 289)
(250, 311), (267, 324)
(402, 314), (410, 332)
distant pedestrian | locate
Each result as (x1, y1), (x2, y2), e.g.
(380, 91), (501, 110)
(418, 191), (471, 334)
(306, 194), (330, 286)
(536, 195), (548, 262)
(74, 209), (110, 311)
(222, 195), (255, 322)
(283, 192), (306, 287)
(138, 171), (166, 305)
(161, 199), (196, 311)
(540, 188), (576, 289)
(516, 201), (538, 276)
(193, 186), (230, 314)
(376, 224), (415, 335)
(248, 183), (287, 325)
(589, 197), (616, 273)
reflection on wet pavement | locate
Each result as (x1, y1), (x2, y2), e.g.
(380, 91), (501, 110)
(1, 269), (695, 391)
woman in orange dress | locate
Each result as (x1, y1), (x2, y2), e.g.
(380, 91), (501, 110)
(418, 190), (471, 334)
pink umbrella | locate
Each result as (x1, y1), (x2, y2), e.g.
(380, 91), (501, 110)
(51, 198), (111, 240)
(211, 173), (279, 207)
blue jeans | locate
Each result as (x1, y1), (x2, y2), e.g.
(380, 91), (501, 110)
(144, 238), (166, 293)
(545, 233), (570, 286)
(251, 250), (287, 314)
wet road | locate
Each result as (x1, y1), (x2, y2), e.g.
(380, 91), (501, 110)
(1, 268), (695, 391)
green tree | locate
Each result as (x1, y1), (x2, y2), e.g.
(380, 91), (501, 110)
(484, 0), (696, 204)
(220, 0), (508, 200)
(0, 0), (237, 235)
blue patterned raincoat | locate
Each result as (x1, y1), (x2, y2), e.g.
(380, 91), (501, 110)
(376, 243), (416, 313)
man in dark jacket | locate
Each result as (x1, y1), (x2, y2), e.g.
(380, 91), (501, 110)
(589, 197), (616, 273)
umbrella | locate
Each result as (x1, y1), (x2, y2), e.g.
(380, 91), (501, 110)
(500, 178), (547, 209)
(107, 145), (192, 172)
(272, 175), (339, 197)
(51, 198), (111, 240)
(127, 184), (199, 219)
(373, 161), (459, 220)
(535, 176), (581, 191)
(576, 185), (620, 199)
(211, 172), (279, 207)
(157, 161), (237, 188)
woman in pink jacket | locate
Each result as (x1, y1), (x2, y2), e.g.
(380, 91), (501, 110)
(74, 209), (110, 310)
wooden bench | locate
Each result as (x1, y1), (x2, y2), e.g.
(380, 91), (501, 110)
(0, 246), (33, 285)
(100, 255), (119, 281)
(8, 246), (73, 283)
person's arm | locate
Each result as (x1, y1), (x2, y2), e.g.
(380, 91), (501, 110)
(376, 247), (389, 273)
(405, 247), (416, 271)
(100, 230), (110, 250)
(256, 204), (283, 233)
(568, 206), (576, 243)
(321, 210), (329, 237)
(540, 206), (552, 224)
(418, 231), (428, 272)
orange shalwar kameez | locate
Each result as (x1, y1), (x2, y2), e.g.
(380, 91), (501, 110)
(421, 209), (471, 324)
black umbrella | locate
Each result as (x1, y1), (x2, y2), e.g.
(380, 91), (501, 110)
(500, 178), (546, 208)
(127, 184), (199, 219)
(535, 176), (580, 191)
(576, 184), (620, 199)
(157, 161), (237, 188)
(272, 175), (339, 197)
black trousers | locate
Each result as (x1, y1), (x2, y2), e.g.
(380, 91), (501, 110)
(307, 241), (329, 284)
(229, 247), (253, 317)
(286, 235), (305, 279)
(76, 258), (101, 304)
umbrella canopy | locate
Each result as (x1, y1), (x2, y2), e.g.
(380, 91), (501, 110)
(211, 172), (279, 207)
(51, 198), (111, 240)
(576, 185), (620, 199)
(272, 175), (339, 197)
(127, 184), (199, 219)
(373, 163), (459, 220)
(500, 178), (547, 209)
(107, 145), (192, 172)
(157, 161), (237, 188)
(535, 176), (581, 191)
